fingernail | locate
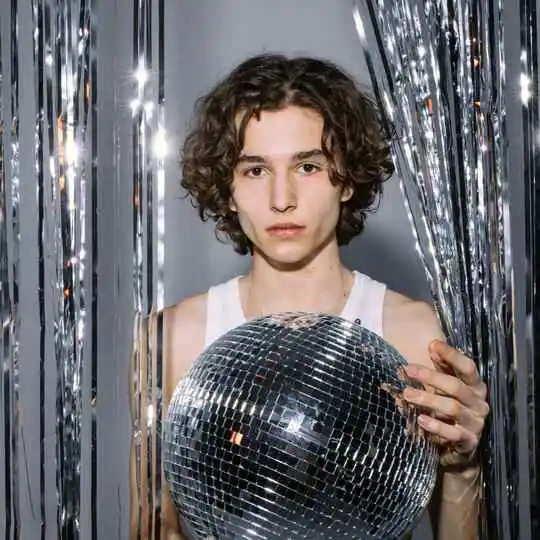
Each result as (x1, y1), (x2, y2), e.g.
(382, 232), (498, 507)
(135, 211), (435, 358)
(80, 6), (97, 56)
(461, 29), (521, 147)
(429, 340), (443, 356)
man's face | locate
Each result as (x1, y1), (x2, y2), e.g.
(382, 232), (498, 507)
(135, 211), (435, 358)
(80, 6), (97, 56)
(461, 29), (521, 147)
(230, 105), (350, 267)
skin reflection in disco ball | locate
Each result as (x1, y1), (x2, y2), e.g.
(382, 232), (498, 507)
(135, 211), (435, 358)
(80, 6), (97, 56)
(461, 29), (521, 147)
(163, 312), (439, 540)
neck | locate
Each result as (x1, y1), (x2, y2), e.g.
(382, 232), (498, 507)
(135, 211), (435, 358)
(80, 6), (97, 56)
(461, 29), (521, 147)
(241, 241), (354, 318)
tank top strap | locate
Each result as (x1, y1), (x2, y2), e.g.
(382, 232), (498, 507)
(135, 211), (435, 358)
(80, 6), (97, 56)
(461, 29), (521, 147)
(340, 271), (387, 338)
(204, 276), (245, 348)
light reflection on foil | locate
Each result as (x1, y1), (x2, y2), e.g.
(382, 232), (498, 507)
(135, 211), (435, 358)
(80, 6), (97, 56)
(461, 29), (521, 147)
(354, 0), (529, 538)
(130, 0), (165, 538)
(30, 0), (95, 537)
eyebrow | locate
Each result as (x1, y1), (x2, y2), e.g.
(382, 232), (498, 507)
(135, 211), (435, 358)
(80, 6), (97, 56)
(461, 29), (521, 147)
(236, 149), (325, 165)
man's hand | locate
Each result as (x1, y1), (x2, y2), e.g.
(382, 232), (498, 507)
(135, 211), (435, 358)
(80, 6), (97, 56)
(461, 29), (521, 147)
(402, 339), (489, 466)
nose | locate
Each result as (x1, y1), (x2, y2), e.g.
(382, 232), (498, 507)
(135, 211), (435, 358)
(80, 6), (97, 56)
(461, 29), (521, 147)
(269, 170), (297, 213)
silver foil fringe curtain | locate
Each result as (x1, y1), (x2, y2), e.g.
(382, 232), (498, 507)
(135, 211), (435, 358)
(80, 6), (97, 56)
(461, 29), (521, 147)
(0, 0), (165, 538)
(130, 0), (165, 538)
(1, 0), (97, 537)
(354, 1), (539, 539)
(0, 0), (538, 539)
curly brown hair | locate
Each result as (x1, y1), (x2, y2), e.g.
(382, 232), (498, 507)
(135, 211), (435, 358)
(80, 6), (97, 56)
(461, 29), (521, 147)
(181, 53), (394, 255)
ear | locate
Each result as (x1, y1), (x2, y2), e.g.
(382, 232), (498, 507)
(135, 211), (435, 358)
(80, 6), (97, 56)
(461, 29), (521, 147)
(229, 196), (237, 213)
(340, 185), (354, 203)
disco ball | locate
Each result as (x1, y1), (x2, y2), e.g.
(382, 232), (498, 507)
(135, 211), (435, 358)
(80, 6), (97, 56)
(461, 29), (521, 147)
(163, 312), (438, 540)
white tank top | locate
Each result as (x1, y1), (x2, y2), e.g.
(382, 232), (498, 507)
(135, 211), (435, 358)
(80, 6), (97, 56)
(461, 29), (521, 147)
(204, 270), (387, 348)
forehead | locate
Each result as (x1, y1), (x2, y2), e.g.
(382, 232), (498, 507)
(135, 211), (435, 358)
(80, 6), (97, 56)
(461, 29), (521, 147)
(239, 106), (324, 157)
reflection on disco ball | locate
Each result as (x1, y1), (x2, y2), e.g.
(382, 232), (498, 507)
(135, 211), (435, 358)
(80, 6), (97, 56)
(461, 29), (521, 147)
(163, 312), (438, 540)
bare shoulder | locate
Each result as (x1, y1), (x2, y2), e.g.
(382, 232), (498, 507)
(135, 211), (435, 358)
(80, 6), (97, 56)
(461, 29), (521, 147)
(163, 292), (207, 339)
(382, 289), (445, 368)
(162, 293), (208, 401)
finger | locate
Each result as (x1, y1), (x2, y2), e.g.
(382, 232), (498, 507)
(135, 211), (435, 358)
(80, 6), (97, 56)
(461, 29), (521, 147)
(433, 356), (489, 403)
(417, 414), (479, 454)
(431, 357), (456, 376)
(403, 387), (486, 433)
(429, 340), (482, 388)
(404, 364), (480, 409)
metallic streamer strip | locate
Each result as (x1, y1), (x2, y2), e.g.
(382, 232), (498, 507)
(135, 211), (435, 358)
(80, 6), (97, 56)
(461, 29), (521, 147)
(0, 42), (11, 538)
(156, 0), (165, 313)
(88, 3), (97, 537)
(1, 1), (22, 537)
(520, 0), (539, 534)
(57, 1), (93, 535)
(31, 0), (93, 537)
(9, 0), (21, 533)
(154, 1), (165, 530)
(131, 0), (165, 537)
(354, 1), (522, 538)
(131, 0), (147, 531)
(30, 3), (47, 535)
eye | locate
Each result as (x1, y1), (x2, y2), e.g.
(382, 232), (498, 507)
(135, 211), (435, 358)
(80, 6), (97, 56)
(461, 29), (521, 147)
(297, 162), (322, 175)
(243, 166), (267, 178)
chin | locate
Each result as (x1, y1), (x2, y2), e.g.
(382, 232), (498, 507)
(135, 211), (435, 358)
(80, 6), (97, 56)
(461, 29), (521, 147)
(257, 244), (320, 270)
(252, 231), (336, 269)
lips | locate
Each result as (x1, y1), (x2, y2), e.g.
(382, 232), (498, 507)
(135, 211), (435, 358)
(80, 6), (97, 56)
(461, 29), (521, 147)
(266, 223), (304, 232)
(265, 223), (305, 238)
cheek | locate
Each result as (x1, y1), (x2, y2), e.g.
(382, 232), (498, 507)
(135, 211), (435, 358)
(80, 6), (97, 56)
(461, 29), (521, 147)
(230, 183), (261, 213)
(313, 197), (342, 236)
(234, 204), (258, 239)
(234, 195), (257, 220)
(313, 190), (342, 221)
(323, 205), (342, 233)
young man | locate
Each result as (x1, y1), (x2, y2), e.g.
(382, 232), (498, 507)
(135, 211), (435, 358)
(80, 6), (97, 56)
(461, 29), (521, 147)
(160, 54), (489, 539)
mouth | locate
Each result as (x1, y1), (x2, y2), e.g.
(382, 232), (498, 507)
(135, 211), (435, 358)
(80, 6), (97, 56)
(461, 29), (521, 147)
(265, 223), (305, 237)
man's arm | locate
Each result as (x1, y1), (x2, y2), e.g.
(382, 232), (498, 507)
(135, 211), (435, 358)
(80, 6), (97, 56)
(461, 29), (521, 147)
(429, 462), (481, 540)
(383, 296), (487, 540)
(160, 295), (207, 540)
(129, 314), (152, 540)
(412, 334), (485, 540)
(129, 295), (207, 540)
